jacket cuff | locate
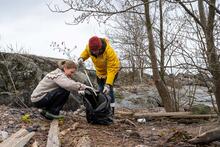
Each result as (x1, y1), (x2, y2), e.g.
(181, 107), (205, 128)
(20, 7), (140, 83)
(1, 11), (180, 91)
(106, 74), (115, 86)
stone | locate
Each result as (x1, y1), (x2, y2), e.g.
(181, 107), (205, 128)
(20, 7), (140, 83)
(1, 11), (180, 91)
(137, 118), (146, 123)
(191, 104), (211, 114)
(0, 131), (8, 141)
(0, 52), (94, 110)
(8, 121), (14, 125)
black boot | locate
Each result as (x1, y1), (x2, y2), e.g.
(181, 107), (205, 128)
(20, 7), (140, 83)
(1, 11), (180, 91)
(40, 109), (64, 120)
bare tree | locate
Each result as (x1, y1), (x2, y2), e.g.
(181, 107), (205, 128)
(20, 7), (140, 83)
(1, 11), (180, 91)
(142, 0), (176, 111)
(169, 0), (220, 113)
(48, 0), (185, 111)
(105, 9), (149, 83)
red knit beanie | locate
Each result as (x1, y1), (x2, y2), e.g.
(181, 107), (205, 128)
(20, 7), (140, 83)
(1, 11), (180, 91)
(89, 36), (102, 51)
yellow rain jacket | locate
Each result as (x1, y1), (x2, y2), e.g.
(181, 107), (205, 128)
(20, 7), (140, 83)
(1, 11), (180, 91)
(80, 38), (120, 85)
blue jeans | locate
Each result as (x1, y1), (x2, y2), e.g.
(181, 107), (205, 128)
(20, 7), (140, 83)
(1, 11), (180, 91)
(96, 74), (118, 104)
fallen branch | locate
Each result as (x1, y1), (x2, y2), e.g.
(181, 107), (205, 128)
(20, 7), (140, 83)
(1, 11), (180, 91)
(116, 110), (134, 118)
(189, 127), (220, 144)
(118, 119), (137, 127)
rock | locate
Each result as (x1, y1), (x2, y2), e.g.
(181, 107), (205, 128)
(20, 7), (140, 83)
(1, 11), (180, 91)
(126, 130), (132, 134)
(0, 131), (9, 141)
(8, 121), (14, 125)
(191, 104), (212, 114)
(0, 92), (13, 105)
(73, 71), (88, 85)
(63, 92), (82, 111)
(0, 79), (6, 90)
(116, 86), (161, 109)
(0, 52), (95, 110)
(137, 118), (146, 123)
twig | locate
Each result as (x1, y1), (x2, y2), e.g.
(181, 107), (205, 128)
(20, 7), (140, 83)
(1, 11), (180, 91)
(118, 119), (137, 127)
(102, 130), (114, 136)
(199, 126), (202, 135)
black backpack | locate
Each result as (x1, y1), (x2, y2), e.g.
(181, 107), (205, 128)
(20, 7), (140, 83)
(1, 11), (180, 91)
(83, 88), (113, 125)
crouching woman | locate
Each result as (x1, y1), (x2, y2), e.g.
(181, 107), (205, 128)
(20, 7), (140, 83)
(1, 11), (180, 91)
(31, 60), (90, 120)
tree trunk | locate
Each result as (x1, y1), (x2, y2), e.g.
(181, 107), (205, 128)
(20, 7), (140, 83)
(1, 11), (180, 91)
(199, 0), (220, 113)
(159, 0), (165, 82)
(213, 79), (220, 113)
(143, 0), (175, 112)
(131, 59), (136, 82)
(206, 0), (220, 113)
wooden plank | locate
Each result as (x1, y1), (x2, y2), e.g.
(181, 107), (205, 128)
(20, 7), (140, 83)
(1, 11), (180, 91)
(115, 110), (134, 118)
(13, 132), (35, 147)
(133, 112), (191, 118)
(46, 120), (60, 147)
(133, 112), (217, 119)
(0, 128), (35, 147)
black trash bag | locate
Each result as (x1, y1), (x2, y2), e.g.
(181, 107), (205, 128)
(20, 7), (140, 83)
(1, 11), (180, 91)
(83, 88), (113, 125)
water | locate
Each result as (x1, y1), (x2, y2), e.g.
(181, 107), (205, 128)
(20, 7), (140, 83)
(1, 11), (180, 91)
(115, 86), (216, 109)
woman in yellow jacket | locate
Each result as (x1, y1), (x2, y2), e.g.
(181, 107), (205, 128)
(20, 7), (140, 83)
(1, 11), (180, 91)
(78, 36), (120, 114)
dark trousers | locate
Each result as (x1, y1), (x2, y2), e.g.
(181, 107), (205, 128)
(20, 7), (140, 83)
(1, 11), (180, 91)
(96, 74), (118, 104)
(33, 87), (70, 115)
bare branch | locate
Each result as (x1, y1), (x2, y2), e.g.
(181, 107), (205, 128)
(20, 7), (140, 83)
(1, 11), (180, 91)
(204, 0), (220, 15)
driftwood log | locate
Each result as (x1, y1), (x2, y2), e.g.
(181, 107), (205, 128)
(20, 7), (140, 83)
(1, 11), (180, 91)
(132, 112), (217, 119)
(46, 120), (60, 147)
(189, 127), (220, 144)
(0, 128), (35, 147)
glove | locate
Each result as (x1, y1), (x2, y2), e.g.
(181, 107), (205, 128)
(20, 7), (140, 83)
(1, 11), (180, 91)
(103, 84), (110, 94)
(78, 58), (84, 66)
(78, 90), (85, 95)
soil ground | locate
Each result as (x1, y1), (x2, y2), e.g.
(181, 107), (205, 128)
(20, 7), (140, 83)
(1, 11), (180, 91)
(0, 105), (219, 147)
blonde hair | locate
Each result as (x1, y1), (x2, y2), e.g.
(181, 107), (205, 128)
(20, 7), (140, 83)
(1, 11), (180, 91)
(58, 60), (77, 70)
